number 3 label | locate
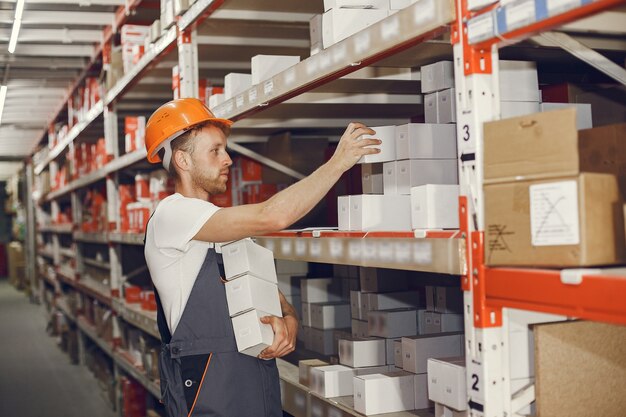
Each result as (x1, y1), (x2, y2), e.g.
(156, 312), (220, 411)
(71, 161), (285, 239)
(463, 124), (470, 142)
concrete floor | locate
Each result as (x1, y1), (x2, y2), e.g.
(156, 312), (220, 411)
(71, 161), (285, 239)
(0, 279), (118, 417)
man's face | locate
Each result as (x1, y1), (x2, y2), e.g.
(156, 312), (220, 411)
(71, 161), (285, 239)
(188, 125), (232, 195)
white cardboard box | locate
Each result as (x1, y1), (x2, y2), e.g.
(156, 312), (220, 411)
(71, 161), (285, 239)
(499, 61), (540, 102)
(402, 333), (464, 374)
(338, 338), (387, 368)
(310, 365), (357, 397)
(393, 339), (403, 366)
(222, 239), (277, 283)
(309, 14), (323, 46)
(385, 337), (400, 365)
(231, 309), (275, 357)
(362, 163), (384, 194)
(428, 357), (467, 411)
(324, 0), (390, 11)
(424, 312), (464, 334)
(540, 102), (593, 130)
(224, 72), (252, 100)
(410, 184), (460, 229)
(353, 371), (416, 415)
(368, 309), (418, 338)
(350, 291), (362, 320)
(363, 291), (421, 311)
(438, 88), (456, 124)
(359, 267), (408, 293)
(208, 93), (224, 109)
(349, 194), (412, 231)
(397, 159), (458, 194)
(251, 55), (300, 85)
(358, 125), (397, 164)
(383, 161), (398, 195)
(435, 286), (463, 313)
(421, 61), (454, 94)
(310, 303), (351, 329)
(225, 274), (282, 317)
(299, 359), (330, 387)
(425, 92), (439, 124)
(277, 274), (303, 297)
(501, 100), (541, 119)
(338, 195), (351, 230)
(301, 278), (343, 303)
(414, 372), (431, 409)
(352, 319), (369, 338)
(322, 8), (389, 49)
(395, 123), (457, 160)
(310, 327), (339, 355)
(302, 302), (312, 327)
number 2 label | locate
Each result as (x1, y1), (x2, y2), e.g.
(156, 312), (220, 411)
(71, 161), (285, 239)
(471, 374), (480, 391)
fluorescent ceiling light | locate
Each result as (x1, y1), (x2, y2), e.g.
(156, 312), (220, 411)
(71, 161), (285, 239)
(8, 0), (26, 54)
(0, 85), (7, 125)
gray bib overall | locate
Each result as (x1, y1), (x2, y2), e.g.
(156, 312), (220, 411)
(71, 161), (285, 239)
(154, 247), (282, 417)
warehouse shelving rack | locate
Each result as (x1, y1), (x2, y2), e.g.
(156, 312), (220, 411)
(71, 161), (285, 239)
(26, 0), (626, 416)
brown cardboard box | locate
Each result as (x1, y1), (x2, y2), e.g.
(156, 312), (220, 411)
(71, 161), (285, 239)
(484, 108), (626, 195)
(534, 321), (626, 417)
(485, 173), (625, 267)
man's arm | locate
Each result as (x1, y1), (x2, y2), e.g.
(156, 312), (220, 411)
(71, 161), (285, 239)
(193, 123), (380, 243)
(258, 291), (299, 359)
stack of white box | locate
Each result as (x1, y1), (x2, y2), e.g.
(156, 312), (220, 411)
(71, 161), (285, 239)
(419, 286), (464, 335)
(120, 25), (151, 74)
(428, 357), (469, 417)
(499, 60), (542, 118)
(221, 239), (282, 357)
(275, 259), (307, 324)
(338, 122), (459, 232)
(300, 276), (348, 356)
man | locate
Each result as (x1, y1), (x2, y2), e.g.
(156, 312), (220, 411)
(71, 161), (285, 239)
(143, 98), (380, 417)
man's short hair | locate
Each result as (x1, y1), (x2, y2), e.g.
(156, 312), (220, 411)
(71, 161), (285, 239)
(158, 121), (231, 178)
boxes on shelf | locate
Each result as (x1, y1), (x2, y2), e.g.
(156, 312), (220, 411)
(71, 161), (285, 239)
(540, 102), (592, 130)
(322, 8), (389, 49)
(352, 319), (369, 339)
(421, 61), (454, 94)
(310, 303), (351, 329)
(361, 163), (384, 194)
(299, 359), (330, 387)
(124, 116), (146, 153)
(362, 291), (421, 311)
(225, 274), (282, 317)
(120, 25), (151, 74)
(358, 125), (397, 164)
(396, 159), (458, 195)
(421, 311), (463, 334)
(339, 194), (411, 231)
(428, 357), (467, 411)
(338, 338), (386, 368)
(368, 309), (418, 338)
(310, 365), (357, 397)
(395, 123), (457, 160)
(301, 278), (343, 303)
(231, 309), (277, 357)
(353, 371), (417, 415)
(224, 73), (252, 100)
(401, 333), (464, 374)
(485, 173), (625, 266)
(499, 60), (541, 102)
(251, 55), (300, 85)
(221, 239), (277, 283)
(500, 101), (541, 119)
(410, 184), (460, 230)
(359, 268), (408, 293)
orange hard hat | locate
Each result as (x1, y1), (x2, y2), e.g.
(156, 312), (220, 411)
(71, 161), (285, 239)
(145, 97), (233, 165)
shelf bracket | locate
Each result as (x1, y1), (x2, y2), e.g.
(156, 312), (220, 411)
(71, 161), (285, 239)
(511, 382), (535, 416)
(535, 31), (626, 87)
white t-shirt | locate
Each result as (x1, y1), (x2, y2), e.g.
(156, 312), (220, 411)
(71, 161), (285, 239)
(144, 193), (221, 334)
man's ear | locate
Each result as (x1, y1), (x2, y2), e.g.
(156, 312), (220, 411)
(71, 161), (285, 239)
(173, 149), (190, 172)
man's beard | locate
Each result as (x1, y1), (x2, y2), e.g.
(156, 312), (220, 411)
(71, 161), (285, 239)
(191, 169), (227, 195)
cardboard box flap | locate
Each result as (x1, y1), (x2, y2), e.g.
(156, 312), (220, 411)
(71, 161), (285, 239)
(484, 108), (579, 183)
